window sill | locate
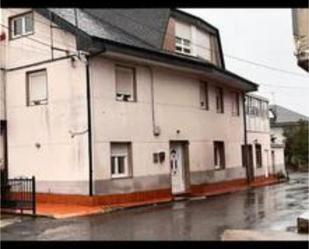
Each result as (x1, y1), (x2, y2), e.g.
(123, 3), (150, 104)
(115, 99), (137, 103)
(214, 167), (225, 171)
(27, 102), (48, 107)
(111, 175), (133, 180)
(10, 31), (34, 41)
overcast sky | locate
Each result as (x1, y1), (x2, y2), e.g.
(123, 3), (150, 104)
(181, 8), (309, 116)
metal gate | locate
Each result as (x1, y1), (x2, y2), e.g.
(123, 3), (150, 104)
(0, 176), (36, 215)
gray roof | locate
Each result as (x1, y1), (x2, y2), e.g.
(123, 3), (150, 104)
(270, 104), (309, 124)
(36, 8), (258, 92)
(83, 9), (171, 50)
(48, 8), (157, 50)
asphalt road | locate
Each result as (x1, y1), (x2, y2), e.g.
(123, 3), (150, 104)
(1, 172), (308, 240)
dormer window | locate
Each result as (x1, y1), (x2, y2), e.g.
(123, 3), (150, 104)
(175, 36), (191, 55)
(10, 12), (34, 39)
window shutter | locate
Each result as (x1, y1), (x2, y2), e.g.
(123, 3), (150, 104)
(25, 13), (34, 33)
(111, 143), (128, 156)
(175, 21), (191, 40)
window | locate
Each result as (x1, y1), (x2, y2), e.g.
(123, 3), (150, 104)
(232, 92), (240, 116)
(10, 12), (34, 39)
(115, 66), (136, 102)
(199, 81), (209, 110)
(214, 141), (225, 170)
(110, 143), (132, 178)
(175, 36), (191, 55)
(215, 87), (224, 113)
(26, 70), (48, 106)
(255, 144), (262, 168)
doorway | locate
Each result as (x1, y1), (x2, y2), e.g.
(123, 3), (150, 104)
(169, 141), (189, 195)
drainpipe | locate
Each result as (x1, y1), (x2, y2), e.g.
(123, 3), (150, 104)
(146, 65), (159, 137)
(84, 48), (106, 196)
(242, 92), (251, 183)
(85, 55), (93, 196)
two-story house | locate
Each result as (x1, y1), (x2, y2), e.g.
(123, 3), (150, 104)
(1, 8), (279, 205)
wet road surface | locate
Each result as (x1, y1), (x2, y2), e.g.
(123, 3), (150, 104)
(1, 172), (308, 240)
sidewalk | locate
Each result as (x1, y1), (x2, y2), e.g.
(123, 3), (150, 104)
(1, 176), (283, 219)
(37, 197), (172, 219)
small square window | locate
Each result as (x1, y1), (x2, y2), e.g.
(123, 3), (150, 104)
(175, 36), (191, 55)
(26, 70), (48, 106)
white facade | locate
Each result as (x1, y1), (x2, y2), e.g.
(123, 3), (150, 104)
(1, 8), (265, 196)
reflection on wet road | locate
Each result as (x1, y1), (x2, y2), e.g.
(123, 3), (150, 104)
(1, 172), (308, 240)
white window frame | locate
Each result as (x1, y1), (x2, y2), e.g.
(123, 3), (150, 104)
(10, 12), (34, 39)
(175, 36), (192, 55)
(110, 143), (131, 179)
(26, 69), (48, 106)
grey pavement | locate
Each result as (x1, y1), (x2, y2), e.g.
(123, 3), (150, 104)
(0, 172), (308, 240)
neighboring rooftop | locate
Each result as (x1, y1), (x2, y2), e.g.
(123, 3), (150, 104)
(246, 93), (269, 102)
(269, 104), (309, 126)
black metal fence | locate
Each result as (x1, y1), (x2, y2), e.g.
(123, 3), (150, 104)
(0, 176), (36, 215)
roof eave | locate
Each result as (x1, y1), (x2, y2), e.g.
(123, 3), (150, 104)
(91, 36), (258, 92)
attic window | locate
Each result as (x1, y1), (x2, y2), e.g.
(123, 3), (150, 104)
(175, 36), (191, 55)
(10, 12), (34, 39)
(115, 66), (136, 102)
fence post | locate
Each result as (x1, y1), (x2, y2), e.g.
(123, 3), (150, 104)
(32, 176), (36, 216)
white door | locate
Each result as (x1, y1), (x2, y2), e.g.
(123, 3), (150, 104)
(170, 143), (186, 195)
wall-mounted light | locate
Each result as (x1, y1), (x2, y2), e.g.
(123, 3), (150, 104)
(70, 56), (78, 67)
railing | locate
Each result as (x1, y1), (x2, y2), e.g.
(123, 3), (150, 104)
(0, 176), (36, 215)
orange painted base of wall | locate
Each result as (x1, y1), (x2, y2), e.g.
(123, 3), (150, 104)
(35, 175), (282, 207)
(36, 188), (172, 207)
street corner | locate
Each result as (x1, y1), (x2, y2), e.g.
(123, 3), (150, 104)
(221, 229), (309, 241)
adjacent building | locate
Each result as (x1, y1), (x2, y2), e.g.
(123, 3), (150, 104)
(0, 8), (280, 204)
(291, 9), (309, 72)
(270, 104), (309, 170)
